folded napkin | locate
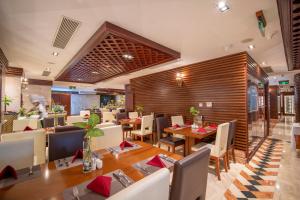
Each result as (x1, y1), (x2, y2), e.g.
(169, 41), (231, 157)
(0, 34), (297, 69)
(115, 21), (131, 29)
(172, 124), (181, 128)
(87, 176), (112, 197)
(146, 155), (166, 168)
(71, 149), (83, 163)
(24, 126), (33, 131)
(119, 141), (133, 150)
(197, 128), (207, 133)
(209, 124), (218, 129)
(0, 165), (18, 180)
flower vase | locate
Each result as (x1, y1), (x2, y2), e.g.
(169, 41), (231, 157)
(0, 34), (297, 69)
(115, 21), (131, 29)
(82, 137), (93, 173)
(194, 115), (203, 128)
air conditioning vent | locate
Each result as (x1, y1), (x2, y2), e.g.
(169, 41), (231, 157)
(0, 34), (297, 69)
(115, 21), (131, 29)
(53, 16), (81, 49)
(262, 66), (274, 73)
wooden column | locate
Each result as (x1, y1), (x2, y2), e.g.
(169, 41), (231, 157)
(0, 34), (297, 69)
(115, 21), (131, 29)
(125, 84), (134, 112)
(0, 48), (8, 125)
(269, 86), (279, 119)
(295, 73), (300, 122)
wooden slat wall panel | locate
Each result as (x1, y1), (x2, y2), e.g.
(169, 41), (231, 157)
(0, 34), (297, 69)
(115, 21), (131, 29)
(131, 52), (248, 151)
(295, 73), (300, 122)
(0, 48), (8, 124)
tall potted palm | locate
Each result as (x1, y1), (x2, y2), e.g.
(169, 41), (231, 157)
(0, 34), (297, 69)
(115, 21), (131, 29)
(73, 114), (104, 173)
(2, 95), (12, 113)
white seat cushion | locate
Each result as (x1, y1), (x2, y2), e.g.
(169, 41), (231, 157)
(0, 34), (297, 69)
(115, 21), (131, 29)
(108, 168), (170, 200)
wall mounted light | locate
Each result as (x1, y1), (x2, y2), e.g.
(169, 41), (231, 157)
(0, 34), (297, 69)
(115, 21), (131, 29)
(176, 72), (184, 87)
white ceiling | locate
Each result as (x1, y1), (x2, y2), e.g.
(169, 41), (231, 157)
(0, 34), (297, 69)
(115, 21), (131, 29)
(0, 0), (289, 89)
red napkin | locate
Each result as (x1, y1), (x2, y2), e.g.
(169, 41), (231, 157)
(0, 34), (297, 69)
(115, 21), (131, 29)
(23, 126), (33, 131)
(87, 176), (112, 197)
(119, 141), (133, 150)
(146, 155), (166, 168)
(0, 165), (18, 180)
(197, 128), (207, 133)
(172, 124), (181, 128)
(209, 124), (218, 129)
(71, 149), (83, 163)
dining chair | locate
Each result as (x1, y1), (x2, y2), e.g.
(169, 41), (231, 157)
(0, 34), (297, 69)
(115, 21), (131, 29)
(156, 117), (185, 155)
(108, 168), (170, 200)
(13, 119), (39, 132)
(128, 111), (139, 119)
(116, 112), (132, 140)
(1, 129), (46, 165)
(91, 125), (123, 151)
(0, 138), (34, 170)
(102, 111), (115, 123)
(80, 110), (90, 117)
(170, 147), (211, 200)
(226, 120), (237, 169)
(66, 115), (84, 125)
(48, 129), (85, 161)
(131, 115), (154, 143)
(191, 122), (230, 180)
(43, 117), (55, 128)
(57, 116), (65, 126)
(171, 115), (185, 139)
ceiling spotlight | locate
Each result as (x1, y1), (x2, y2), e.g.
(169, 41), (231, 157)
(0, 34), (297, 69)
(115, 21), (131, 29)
(217, 1), (230, 12)
(52, 52), (59, 56)
(248, 44), (255, 50)
(261, 61), (267, 66)
(92, 71), (99, 74)
(77, 78), (82, 81)
(122, 53), (134, 60)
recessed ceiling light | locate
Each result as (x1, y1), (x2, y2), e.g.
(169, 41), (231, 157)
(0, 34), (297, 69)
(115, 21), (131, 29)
(77, 78), (82, 81)
(273, 76), (277, 80)
(52, 52), (59, 56)
(248, 44), (255, 50)
(217, 1), (230, 12)
(92, 71), (99, 74)
(122, 53), (134, 60)
(261, 61), (267, 66)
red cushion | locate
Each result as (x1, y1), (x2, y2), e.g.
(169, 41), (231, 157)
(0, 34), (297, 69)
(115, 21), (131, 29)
(146, 155), (166, 168)
(173, 124), (180, 128)
(23, 126), (33, 131)
(87, 176), (112, 197)
(0, 165), (18, 180)
(119, 141), (133, 150)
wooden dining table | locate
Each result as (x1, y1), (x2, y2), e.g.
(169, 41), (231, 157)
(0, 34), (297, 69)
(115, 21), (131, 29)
(118, 118), (141, 129)
(164, 126), (217, 155)
(0, 141), (181, 200)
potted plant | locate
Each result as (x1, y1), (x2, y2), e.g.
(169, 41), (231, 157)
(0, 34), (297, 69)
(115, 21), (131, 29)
(73, 113), (104, 173)
(18, 107), (27, 119)
(135, 104), (144, 117)
(2, 95), (12, 113)
(189, 106), (203, 128)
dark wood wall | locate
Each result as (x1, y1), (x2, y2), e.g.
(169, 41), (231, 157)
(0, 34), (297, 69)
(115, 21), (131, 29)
(0, 48), (8, 123)
(269, 86), (279, 119)
(52, 93), (71, 116)
(130, 52), (249, 151)
(295, 73), (300, 122)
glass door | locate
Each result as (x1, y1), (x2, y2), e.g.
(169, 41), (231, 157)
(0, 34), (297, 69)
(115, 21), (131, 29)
(284, 95), (295, 115)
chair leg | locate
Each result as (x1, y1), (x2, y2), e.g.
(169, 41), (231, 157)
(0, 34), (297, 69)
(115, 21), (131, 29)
(215, 157), (221, 181)
(167, 146), (170, 152)
(158, 142), (161, 148)
(226, 151), (230, 170)
(141, 135), (144, 142)
(232, 147), (236, 163)
(223, 154), (228, 173)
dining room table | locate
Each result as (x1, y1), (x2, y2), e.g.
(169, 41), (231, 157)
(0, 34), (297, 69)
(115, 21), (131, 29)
(164, 125), (217, 155)
(118, 118), (141, 129)
(0, 141), (182, 200)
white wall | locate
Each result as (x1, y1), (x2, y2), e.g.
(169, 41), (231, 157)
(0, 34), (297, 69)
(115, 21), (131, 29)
(4, 76), (21, 112)
(22, 84), (52, 110)
(71, 94), (100, 115)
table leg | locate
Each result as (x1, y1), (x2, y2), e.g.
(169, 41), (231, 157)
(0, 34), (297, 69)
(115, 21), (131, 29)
(185, 136), (190, 155)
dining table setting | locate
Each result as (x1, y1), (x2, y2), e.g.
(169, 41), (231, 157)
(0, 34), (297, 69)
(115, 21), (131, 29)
(0, 141), (182, 200)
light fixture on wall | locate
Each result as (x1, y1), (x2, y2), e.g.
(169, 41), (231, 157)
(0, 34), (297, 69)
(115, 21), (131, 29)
(176, 72), (184, 87)
(21, 76), (28, 90)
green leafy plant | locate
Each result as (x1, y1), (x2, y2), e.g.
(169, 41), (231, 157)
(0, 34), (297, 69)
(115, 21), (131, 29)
(52, 104), (64, 113)
(73, 113), (104, 138)
(2, 95), (12, 113)
(189, 106), (199, 117)
(26, 110), (38, 117)
(18, 107), (27, 117)
(135, 104), (144, 116)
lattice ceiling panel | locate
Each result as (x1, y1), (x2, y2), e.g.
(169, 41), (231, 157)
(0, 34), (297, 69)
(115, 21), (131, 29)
(56, 22), (180, 83)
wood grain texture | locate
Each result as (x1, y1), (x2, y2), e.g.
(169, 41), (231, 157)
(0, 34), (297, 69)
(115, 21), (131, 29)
(52, 93), (71, 115)
(269, 86), (279, 119)
(56, 21), (180, 83)
(295, 73), (300, 122)
(131, 52), (248, 152)
(0, 48), (8, 123)
(28, 79), (53, 86)
(5, 66), (23, 76)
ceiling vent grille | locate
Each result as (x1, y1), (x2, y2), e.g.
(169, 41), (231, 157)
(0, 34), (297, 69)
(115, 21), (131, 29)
(52, 16), (81, 49)
(262, 66), (274, 73)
